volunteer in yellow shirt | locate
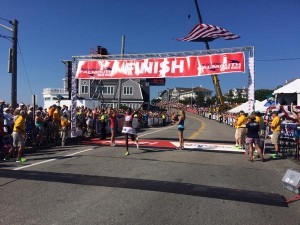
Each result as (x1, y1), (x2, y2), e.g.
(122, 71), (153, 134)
(5, 110), (27, 162)
(270, 111), (281, 156)
(60, 114), (69, 147)
(235, 110), (247, 149)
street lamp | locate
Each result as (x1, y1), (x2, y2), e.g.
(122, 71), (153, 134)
(0, 18), (18, 108)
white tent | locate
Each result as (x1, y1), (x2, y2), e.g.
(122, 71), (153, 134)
(273, 79), (300, 94)
(228, 100), (261, 114)
(273, 78), (300, 105)
(255, 99), (276, 113)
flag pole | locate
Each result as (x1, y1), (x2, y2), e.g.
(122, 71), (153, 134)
(193, 0), (224, 107)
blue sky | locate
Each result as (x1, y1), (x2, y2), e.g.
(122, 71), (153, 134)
(0, 0), (299, 105)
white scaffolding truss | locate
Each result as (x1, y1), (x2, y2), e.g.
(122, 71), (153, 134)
(72, 46), (254, 60)
(69, 46), (254, 137)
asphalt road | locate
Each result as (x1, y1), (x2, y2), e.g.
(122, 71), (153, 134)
(0, 112), (300, 225)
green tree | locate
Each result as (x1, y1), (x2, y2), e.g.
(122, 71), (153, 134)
(179, 97), (190, 105)
(195, 92), (205, 107)
(255, 89), (274, 101)
(151, 98), (161, 105)
(231, 97), (247, 104)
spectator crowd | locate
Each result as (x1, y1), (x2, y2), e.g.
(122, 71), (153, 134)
(0, 99), (173, 161)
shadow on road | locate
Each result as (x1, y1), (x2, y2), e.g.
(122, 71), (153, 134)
(0, 169), (287, 207)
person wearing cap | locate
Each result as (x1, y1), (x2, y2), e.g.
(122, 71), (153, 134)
(246, 115), (265, 162)
(98, 108), (107, 140)
(60, 113), (69, 146)
(3, 108), (14, 134)
(234, 110), (247, 149)
(18, 102), (25, 110)
(270, 111), (281, 157)
(5, 110), (27, 162)
(35, 110), (45, 146)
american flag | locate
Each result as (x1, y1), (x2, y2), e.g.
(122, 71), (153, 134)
(177, 23), (240, 42)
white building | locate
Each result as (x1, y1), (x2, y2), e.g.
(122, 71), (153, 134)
(43, 78), (149, 109)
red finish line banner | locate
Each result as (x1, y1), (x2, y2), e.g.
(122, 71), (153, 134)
(76, 52), (245, 79)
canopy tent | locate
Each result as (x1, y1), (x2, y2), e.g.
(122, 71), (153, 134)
(227, 100), (261, 114)
(273, 78), (300, 105)
(255, 99), (276, 113)
(273, 79), (300, 94)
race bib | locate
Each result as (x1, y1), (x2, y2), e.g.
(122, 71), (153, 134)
(122, 126), (133, 134)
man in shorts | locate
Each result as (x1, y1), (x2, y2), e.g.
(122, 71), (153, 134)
(270, 111), (281, 157)
(235, 110), (247, 149)
(4, 110), (27, 162)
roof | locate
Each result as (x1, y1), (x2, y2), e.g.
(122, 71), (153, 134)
(175, 86), (213, 93)
(193, 87), (213, 93)
(273, 78), (300, 94)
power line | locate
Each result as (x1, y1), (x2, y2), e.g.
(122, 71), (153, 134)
(17, 42), (33, 95)
(256, 57), (300, 62)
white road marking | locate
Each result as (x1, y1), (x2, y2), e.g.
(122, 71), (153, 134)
(138, 126), (173, 137)
(13, 148), (93, 171)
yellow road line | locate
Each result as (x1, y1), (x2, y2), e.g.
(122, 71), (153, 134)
(187, 115), (206, 141)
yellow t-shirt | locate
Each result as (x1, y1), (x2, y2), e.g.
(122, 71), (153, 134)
(53, 109), (60, 121)
(61, 117), (69, 127)
(13, 115), (26, 133)
(255, 116), (262, 130)
(271, 116), (281, 132)
(236, 115), (247, 128)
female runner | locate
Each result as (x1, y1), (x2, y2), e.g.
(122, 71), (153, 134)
(176, 110), (186, 150)
(122, 103), (143, 156)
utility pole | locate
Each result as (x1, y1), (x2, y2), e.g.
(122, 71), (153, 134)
(11, 19), (18, 108)
(117, 35), (125, 109)
(0, 18), (18, 108)
(193, 0), (224, 106)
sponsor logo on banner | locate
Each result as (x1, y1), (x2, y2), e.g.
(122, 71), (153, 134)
(76, 52), (245, 79)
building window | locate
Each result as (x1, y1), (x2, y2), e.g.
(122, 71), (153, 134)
(81, 85), (88, 94)
(44, 97), (51, 101)
(123, 86), (133, 95)
(103, 86), (114, 95)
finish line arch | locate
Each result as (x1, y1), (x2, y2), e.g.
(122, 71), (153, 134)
(69, 46), (254, 137)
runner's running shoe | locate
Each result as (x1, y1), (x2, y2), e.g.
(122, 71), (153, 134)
(125, 151), (129, 156)
(20, 157), (27, 162)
